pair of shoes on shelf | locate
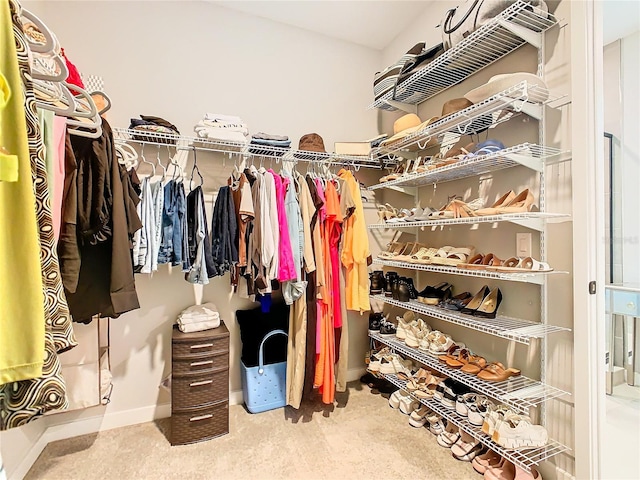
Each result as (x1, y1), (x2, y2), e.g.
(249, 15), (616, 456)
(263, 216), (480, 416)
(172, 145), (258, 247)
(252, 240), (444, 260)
(475, 189), (535, 216)
(428, 246), (477, 266)
(369, 351), (413, 377)
(369, 270), (386, 295)
(460, 285), (503, 319)
(455, 392), (493, 426)
(482, 404), (549, 450)
(404, 317), (432, 348)
(451, 430), (484, 461)
(405, 368), (444, 399)
(359, 372), (399, 394)
(417, 281), (451, 304)
(419, 330), (460, 356)
(434, 378), (471, 410)
(388, 389), (421, 414)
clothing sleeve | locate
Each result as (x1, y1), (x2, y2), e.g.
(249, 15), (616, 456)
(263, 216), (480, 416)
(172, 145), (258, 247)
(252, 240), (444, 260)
(265, 173), (279, 281)
(259, 174), (275, 281)
(239, 179), (254, 221)
(298, 179), (316, 274)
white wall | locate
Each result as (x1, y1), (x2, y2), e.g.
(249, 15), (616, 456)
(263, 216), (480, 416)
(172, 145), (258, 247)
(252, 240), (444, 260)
(2, 2), (381, 478)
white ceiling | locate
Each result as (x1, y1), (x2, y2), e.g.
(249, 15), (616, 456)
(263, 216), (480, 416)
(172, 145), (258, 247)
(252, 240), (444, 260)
(211, 1), (428, 50)
(603, 0), (640, 45)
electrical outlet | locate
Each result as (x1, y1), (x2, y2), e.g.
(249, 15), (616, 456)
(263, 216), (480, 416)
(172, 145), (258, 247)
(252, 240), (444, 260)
(516, 233), (532, 258)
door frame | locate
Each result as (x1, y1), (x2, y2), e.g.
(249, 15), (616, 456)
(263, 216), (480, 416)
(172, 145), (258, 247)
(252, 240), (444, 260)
(570, 1), (606, 479)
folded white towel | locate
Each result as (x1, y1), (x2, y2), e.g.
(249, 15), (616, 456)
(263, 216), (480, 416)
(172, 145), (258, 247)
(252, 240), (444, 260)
(195, 122), (249, 136)
(199, 119), (248, 129)
(179, 303), (218, 317)
(177, 313), (219, 325)
(194, 128), (248, 143)
(178, 318), (220, 333)
(204, 113), (243, 123)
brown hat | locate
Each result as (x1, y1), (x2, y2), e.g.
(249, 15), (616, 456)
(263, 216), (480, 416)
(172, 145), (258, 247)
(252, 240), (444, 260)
(298, 133), (326, 153)
(440, 98), (474, 118)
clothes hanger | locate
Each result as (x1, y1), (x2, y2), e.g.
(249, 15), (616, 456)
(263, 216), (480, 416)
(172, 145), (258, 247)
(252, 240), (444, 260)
(33, 80), (76, 116)
(156, 145), (167, 181)
(21, 8), (57, 54)
(189, 147), (204, 191)
(90, 91), (112, 115)
(140, 143), (156, 177)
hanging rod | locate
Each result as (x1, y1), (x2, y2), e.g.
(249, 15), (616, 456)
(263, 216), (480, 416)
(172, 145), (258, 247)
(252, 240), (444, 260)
(112, 128), (393, 169)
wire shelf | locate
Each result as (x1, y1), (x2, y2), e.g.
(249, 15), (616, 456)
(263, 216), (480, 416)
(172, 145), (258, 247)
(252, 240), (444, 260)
(112, 128), (391, 169)
(368, 212), (569, 231)
(370, 332), (569, 411)
(381, 374), (570, 472)
(369, 295), (570, 344)
(372, 81), (551, 160)
(369, 144), (564, 189)
(372, 259), (566, 285)
(369, 1), (557, 111)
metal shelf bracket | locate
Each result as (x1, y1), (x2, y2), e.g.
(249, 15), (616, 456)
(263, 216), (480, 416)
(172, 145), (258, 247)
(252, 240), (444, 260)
(520, 101), (543, 120)
(507, 152), (544, 172)
(382, 99), (418, 114)
(498, 18), (545, 49)
(508, 217), (544, 232)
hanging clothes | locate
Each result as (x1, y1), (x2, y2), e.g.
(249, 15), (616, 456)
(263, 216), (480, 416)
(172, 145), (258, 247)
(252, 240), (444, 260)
(185, 185), (213, 284)
(1, 0), (78, 429)
(0, 0), (46, 385)
(228, 168), (254, 283)
(338, 169), (371, 313)
(269, 168), (296, 283)
(158, 179), (186, 266)
(64, 120), (141, 322)
(210, 185), (238, 276)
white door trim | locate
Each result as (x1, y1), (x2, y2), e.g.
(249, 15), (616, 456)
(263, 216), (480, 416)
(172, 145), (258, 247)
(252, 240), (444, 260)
(570, 2), (606, 479)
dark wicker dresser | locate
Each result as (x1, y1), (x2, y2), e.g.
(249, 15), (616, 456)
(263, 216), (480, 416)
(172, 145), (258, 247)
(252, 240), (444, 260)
(171, 322), (229, 445)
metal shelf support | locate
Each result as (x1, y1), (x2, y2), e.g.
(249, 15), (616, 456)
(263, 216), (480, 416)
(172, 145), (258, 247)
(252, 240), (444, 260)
(382, 99), (418, 114)
(498, 18), (545, 48)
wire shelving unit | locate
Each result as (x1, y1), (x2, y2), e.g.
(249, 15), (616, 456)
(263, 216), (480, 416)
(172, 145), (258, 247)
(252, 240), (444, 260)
(380, 373), (570, 472)
(369, 295), (570, 345)
(369, 1), (557, 111)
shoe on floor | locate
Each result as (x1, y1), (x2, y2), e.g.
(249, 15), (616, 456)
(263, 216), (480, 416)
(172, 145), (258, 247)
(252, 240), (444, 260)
(389, 389), (410, 409)
(450, 430), (482, 461)
(471, 449), (501, 474)
(398, 395), (420, 415)
(484, 458), (543, 480)
(408, 405), (431, 427)
(427, 413), (446, 435)
(436, 421), (460, 448)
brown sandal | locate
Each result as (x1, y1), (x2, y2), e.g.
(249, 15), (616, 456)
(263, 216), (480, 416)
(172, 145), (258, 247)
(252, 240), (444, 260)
(460, 355), (488, 374)
(477, 362), (521, 382)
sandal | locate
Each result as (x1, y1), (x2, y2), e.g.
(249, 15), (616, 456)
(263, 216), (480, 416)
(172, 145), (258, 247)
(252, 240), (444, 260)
(395, 242), (424, 262)
(428, 332), (456, 355)
(489, 256), (553, 273)
(377, 242), (405, 259)
(429, 246), (476, 267)
(477, 362), (521, 382)
(460, 354), (488, 374)
(460, 252), (503, 270)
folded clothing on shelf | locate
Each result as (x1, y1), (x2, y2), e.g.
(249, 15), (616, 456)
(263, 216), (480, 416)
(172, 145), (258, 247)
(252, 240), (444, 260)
(176, 302), (221, 333)
(193, 112), (249, 143)
(129, 114), (180, 144)
(248, 133), (291, 156)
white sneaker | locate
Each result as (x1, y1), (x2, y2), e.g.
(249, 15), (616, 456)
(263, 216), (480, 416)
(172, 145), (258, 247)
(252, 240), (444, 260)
(405, 318), (431, 348)
(378, 354), (412, 376)
(492, 416), (549, 449)
(389, 389), (410, 409)
(399, 395), (420, 415)
(395, 311), (416, 341)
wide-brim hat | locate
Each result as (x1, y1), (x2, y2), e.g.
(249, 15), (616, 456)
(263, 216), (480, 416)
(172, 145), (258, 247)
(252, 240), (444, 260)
(298, 133), (326, 153)
(464, 72), (549, 104)
(381, 115), (440, 151)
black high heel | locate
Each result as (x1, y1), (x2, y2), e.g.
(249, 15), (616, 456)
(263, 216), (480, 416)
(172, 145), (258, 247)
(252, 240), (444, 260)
(460, 285), (490, 315)
(417, 282), (451, 305)
(473, 288), (503, 319)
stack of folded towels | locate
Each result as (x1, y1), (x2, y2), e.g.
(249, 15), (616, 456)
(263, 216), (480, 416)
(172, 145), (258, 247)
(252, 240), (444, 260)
(176, 303), (221, 333)
(248, 132), (291, 156)
(193, 113), (249, 143)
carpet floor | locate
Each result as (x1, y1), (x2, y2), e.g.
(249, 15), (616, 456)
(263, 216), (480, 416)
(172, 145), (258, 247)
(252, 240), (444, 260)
(26, 382), (478, 480)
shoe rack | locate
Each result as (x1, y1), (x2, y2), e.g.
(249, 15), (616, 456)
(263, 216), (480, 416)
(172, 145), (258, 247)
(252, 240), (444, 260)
(366, 2), (570, 474)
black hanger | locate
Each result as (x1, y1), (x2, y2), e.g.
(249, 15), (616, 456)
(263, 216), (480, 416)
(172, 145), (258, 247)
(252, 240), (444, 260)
(189, 147), (204, 191)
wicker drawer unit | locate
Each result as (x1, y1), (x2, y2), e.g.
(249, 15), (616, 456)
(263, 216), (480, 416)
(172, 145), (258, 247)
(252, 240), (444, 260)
(171, 322), (229, 446)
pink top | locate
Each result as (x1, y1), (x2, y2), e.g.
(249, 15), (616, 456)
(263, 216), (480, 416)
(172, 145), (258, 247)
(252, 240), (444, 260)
(268, 169), (296, 282)
(52, 115), (67, 239)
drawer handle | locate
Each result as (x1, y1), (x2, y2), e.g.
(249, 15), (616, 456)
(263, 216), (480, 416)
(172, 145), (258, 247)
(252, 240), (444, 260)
(190, 380), (213, 387)
(627, 302), (636, 310)
(191, 360), (214, 367)
(190, 343), (214, 349)
(189, 414), (213, 422)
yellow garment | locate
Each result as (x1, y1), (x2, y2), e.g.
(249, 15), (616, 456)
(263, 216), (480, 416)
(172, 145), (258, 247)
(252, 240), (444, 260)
(0, 73), (18, 182)
(338, 169), (371, 313)
(0, 0), (46, 384)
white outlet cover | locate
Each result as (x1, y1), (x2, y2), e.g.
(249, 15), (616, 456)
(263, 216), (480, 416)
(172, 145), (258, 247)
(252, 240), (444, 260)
(516, 233), (532, 258)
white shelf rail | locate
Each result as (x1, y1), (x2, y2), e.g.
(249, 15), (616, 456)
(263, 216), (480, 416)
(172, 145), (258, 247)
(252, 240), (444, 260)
(381, 374), (570, 472)
(372, 258), (566, 285)
(369, 1), (557, 111)
(368, 212), (569, 233)
(372, 81), (552, 161)
(112, 128), (391, 169)
(369, 143), (565, 189)
(369, 294), (570, 344)
(369, 332), (569, 411)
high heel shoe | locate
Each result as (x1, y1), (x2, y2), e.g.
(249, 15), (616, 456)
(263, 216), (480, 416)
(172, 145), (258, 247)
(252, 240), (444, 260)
(496, 189), (534, 214)
(460, 285), (490, 315)
(475, 190), (516, 216)
(473, 287), (502, 319)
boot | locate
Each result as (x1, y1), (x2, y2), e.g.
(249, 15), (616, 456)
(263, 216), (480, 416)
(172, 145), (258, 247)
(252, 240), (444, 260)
(403, 277), (419, 300)
(385, 271), (398, 297)
(369, 270), (385, 295)
(391, 276), (401, 300)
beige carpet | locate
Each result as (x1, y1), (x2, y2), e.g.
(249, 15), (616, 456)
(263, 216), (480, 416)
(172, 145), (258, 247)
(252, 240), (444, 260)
(26, 383), (478, 480)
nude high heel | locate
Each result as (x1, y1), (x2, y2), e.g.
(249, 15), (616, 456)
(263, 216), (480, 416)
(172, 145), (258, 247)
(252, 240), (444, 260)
(497, 189), (534, 214)
(475, 190), (516, 216)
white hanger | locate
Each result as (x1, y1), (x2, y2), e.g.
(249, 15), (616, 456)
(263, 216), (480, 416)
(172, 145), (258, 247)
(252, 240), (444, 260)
(155, 145), (167, 181)
(140, 143), (156, 177)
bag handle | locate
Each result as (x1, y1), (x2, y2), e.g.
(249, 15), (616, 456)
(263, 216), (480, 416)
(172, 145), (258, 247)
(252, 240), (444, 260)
(443, 0), (480, 34)
(258, 329), (288, 375)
